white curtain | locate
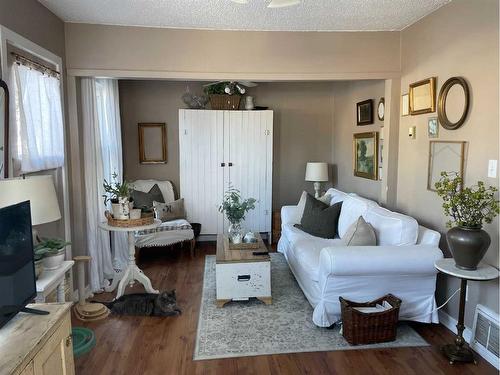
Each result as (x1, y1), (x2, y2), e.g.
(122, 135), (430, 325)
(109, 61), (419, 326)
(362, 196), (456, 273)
(12, 63), (64, 174)
(81, 78), (127, 292)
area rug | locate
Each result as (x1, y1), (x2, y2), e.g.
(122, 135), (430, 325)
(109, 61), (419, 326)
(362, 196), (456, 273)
(194, 253), (428, 360)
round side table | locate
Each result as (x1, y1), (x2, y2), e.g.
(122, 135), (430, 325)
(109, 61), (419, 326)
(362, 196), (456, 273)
(434, 258), (499, 365)
(99, 219), (161, 299)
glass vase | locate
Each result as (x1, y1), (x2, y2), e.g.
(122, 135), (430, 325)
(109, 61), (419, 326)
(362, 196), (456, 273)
(228, 222), (243, 244)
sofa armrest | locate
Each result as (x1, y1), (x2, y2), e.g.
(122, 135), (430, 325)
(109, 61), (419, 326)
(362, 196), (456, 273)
(281, 205), (300, 226)
(318, 245), (443, 279)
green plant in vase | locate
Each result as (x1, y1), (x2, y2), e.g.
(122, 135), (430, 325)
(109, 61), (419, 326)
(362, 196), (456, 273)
(35, 237), (71, 271)
(103, 172), (133, 220)
(219, 187), (256, 244)
(435, 172), (500, 270)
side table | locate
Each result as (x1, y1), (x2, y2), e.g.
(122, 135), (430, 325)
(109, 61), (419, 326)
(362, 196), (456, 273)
(434, 258), (499, 364)
(99, 219), (161, 299)
(36, 260), (75, 302)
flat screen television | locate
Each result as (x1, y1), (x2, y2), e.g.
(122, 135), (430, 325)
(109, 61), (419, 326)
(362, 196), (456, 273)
(0, 201), (39, 328)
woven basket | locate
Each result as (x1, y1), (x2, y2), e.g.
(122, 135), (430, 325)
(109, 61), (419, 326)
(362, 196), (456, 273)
(340, 294), (401, 345)
(209, 94), (241, 110)
(105, 211), (154, 228)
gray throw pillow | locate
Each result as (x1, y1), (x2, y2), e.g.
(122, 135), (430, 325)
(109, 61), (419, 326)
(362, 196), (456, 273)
(341, 216), (377, 246)
(294, 193), (342, 239)
(130, 184), (165, 211)
(154, 199), (186, 222)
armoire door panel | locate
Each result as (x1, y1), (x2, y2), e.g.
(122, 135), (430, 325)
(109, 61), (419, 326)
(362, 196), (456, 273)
(226, 111), (272, 233)
(179, 110), (224, 234)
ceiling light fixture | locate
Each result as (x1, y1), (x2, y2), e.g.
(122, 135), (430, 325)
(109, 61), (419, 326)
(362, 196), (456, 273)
(230, 0), (300, 8)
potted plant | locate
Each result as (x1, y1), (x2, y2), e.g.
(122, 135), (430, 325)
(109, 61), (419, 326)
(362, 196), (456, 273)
(204, 82), (244, 110)
(103, 173), (133, 220)
(33, 248), (46, 279)
(219, 187), (256, 244)
(435, 172), (500, 270)
(35, 237), (71, 271)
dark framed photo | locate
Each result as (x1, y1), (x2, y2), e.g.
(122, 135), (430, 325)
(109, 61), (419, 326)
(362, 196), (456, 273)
(357, 99), (374, 125)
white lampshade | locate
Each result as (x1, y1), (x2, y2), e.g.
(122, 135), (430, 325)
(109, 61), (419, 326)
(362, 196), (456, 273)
(305, 162), (329, 182)
(0, 175), (61, 225)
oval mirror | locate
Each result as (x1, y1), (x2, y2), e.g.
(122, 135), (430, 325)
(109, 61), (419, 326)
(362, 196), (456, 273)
(438, 77), (470, 130)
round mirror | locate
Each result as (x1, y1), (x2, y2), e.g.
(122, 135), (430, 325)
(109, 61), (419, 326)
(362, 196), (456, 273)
(438, 77), (470, 130)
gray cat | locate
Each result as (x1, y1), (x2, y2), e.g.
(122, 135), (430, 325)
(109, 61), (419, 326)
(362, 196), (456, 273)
(101, 290), (181, 317)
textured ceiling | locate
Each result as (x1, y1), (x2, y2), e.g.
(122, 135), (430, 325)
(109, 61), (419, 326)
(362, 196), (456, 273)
(38, 0), (451, 32)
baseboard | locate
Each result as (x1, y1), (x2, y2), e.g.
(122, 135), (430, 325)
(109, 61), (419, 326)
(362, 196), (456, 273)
(438, 310), (473, 344)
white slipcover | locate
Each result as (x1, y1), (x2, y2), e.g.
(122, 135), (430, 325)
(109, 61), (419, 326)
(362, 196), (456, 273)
(131, 180), (194, 249)
(278, 190), (443, 327)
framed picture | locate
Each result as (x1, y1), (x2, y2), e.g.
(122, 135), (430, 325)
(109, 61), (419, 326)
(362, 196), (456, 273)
(401, 93), (409, 116)
(428, 117), (439, 138)
(427, 141), (466, 191)
(409, 77), (436, 115)
(356, 99), (373, 125)
(353, 132), (379, 180)
(138, 123), (167, 164)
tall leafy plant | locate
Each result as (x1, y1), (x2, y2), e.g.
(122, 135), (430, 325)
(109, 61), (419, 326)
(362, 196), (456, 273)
(434, 172), (500, 228)
(102, 172), (131, 206)
(219, 187), (256, 225)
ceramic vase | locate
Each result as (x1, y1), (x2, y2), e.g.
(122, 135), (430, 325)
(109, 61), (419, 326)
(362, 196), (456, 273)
(446, 226), (491, 270)
(111, 196), (130, 220)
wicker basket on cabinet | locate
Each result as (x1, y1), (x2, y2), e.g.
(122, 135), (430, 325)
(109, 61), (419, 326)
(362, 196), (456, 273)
(340, 294), (402, 345)
(209, 94), (241, 110)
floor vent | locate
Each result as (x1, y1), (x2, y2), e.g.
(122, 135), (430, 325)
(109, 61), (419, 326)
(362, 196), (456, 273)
(471, 304), (500, 369)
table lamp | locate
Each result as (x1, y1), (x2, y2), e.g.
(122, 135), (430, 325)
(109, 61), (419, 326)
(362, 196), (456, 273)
(0, 175), (62, 241)
(305, 162), (329, 198)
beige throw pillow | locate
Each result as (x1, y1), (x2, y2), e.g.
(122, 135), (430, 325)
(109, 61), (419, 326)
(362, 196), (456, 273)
(341, 216), (376, 246)
(153, 199), (186, 222)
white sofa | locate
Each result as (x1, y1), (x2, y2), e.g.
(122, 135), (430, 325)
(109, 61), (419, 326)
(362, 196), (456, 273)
(277, 188), (443, 327)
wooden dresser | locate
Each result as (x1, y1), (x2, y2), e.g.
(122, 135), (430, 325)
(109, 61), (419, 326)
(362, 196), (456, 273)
(0, 303), (75, 375)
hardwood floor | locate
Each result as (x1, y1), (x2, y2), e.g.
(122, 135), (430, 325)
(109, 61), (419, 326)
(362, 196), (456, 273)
(73, 242), (496, 375)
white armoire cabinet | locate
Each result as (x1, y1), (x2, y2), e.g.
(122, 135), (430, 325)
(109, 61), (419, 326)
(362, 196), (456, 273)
(179, 109), (273, 237)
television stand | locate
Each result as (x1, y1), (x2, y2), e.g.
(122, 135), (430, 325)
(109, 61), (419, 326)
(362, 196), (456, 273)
(20, 306), (49, 315)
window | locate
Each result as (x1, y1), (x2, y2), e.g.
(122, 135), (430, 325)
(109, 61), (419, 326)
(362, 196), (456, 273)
(12, 59), (64, 174)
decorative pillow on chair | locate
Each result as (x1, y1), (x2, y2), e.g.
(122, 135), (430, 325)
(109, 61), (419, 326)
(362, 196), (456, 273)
(294, 193), (342, 239)
(154, 199), (186, 222)
(341, 216), (377, 246)
(131, 184), (165, 210)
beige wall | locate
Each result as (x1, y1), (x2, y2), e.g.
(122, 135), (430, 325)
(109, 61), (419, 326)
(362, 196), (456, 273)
(65, 23), (400, 80)
(333, 80), (385, 202)
(119, 80), (336, 209)
(0, 0), (65, 57)
(0, 0), (68, 242)
(398, 0), (499, 327)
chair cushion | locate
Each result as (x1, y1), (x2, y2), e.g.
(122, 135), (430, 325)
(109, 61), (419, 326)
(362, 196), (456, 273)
(295, 194), (342, 239)
(130, 184), (164, 210)
(283, 224), (342, 281)
(364, 206), (418, 246)
(341, 216), (376, 246)
(338, 195), (378, 238)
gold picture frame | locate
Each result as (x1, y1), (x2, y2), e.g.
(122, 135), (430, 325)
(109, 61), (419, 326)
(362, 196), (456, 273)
(409, 77), (436, 115)
(138, 123), (167, 164)
(427, 140), (466, 191)
(353, 132), (379, 180)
